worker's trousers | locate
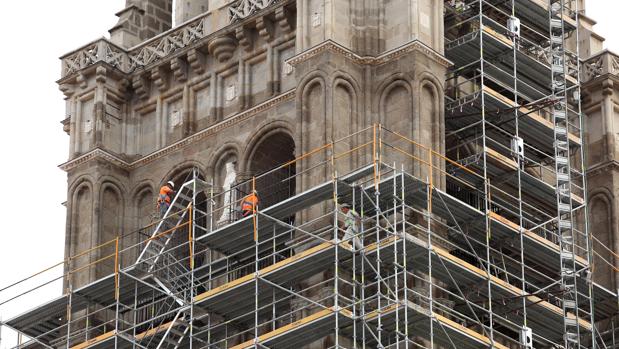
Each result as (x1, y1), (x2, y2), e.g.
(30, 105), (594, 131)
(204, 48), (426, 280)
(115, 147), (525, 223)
(159, 202), (170, 219)
(344, 227), (363, 251)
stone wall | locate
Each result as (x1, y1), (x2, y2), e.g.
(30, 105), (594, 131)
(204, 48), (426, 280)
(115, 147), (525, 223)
(59, 0), (447, 302)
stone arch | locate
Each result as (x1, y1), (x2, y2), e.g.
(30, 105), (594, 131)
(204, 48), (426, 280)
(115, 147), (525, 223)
(208, 142), (242, 189)
(160, 160), (207, 188)
(419, 77), (444, 187)
(298, 75), (328, 189)
(131, 181), (156, 244)
(379, 78), (414, 136)
(97, 181), (124, 277)
(244, 124), (296, 210)
(332, 76), (359, 173)
(161, 161), (209, 262)
(207, 142), (242, 226)
(298, 73), (328, 154)
(68, 178), (94, 288)
(379, 79), (415, 172)
(240, 121), (296, 173)
(588, 189), (616, 289)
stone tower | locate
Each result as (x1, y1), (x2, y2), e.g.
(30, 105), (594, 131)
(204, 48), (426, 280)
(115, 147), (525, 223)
(582, 49), (619, 292)
(58, 0), (447, 288)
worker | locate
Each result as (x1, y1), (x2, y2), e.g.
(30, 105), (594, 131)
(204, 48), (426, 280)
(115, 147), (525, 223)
(241, 190), (259, 217)
(340, 203), (363, 251)
(157, 181), (175, 218)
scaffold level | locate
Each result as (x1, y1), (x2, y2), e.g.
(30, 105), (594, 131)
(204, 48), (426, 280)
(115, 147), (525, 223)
(1, 122), (617, 349)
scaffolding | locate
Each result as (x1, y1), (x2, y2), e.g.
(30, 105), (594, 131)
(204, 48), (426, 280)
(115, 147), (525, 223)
(1, 0), (619, 348)
(0, 121), (616, 349)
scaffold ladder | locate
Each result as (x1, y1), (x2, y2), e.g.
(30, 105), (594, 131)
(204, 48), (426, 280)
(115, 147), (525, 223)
(136, 171), (207, 270)
(548, 1), (591, 347)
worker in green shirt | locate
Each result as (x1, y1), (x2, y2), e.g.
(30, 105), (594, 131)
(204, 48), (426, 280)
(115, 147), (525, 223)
(340, 203), (363, 251)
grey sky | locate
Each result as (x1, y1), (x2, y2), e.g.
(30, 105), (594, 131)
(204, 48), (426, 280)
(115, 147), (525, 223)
(0, 0), (617, 347)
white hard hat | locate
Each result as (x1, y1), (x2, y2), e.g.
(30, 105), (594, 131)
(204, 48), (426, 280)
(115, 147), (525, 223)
(167, 181), (175, 188)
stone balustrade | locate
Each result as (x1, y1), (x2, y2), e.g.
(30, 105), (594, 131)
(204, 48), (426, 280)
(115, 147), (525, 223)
(60, 0), (281, 79)
(582, 50), (619, 82)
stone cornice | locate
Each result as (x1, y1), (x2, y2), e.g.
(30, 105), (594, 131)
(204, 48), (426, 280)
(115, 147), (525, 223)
(59, 148), (132, 172)
(59, 89), (296, 172)
(287, 40), (452, 69)
(586, 160), (619, 177)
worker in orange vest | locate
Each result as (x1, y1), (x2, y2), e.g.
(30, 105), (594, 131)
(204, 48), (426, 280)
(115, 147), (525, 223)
(241, 190), (259, 217)
(157, 181), (175, 218)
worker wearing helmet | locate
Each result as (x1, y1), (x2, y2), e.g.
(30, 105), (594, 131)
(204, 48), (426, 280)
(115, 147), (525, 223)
(340, 203), (363, 251)
(241, 190), (259, 217)
(157, 181), (175, 218)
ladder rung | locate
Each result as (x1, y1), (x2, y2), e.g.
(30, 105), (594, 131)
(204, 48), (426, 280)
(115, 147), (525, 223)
(563, 300), (576, 309)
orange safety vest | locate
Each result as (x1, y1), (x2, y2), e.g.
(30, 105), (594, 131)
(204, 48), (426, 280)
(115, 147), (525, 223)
(241, 193), (259, 213)
(158, 185), (174, 206)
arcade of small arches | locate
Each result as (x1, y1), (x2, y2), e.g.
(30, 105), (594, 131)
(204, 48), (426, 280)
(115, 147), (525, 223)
(66, 127), (297, 268)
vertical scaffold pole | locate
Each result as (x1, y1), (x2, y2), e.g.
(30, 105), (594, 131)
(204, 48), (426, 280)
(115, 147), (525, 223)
(509, 0), (529, 332)
(401, 165), (408, 346)
(189, 176), (195, 349)
(361, 176), (367, 349)
(393, 162), (399, 348)
(426, 143), (434, 349)
(66, 282), (72, 349)
(352, 181), (358, 348)
(375, 125), (383, 347)
(252, 176), (259, 347)
(114, 236), (120, 349)
(478, 0), (495, 344)
(331, 142), (340, 348)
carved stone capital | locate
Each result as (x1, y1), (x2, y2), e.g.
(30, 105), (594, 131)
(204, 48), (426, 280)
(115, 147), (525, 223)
(235, 26), (253, 52)
(208, 36), (237, 63)
(187, 49), (206, 75)
(256, 16), (274, 42)
(171, 57), (188, 82)
(132, 74), (150, 100)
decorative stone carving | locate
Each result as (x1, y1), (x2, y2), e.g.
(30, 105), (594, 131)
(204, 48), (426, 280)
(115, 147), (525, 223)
(256, 16), (274, 42)
(275, 6), (293, 33)
(118, 78), (130, 94)
(151, 66), (168, 91)
(171, 57), (188, 82)
(208, 36), (237, 63)
(229, 0), (280, 23)
(95, 66), (107, 83)
(61, 117), (71, 135)
(235, 26), (253, 52)
(187, 49), (206, 75)
(59, 84), (75, 99)
(582, 51), (619, 82)
(76, 73), (87, 89)
(218, 161), (238, 224)
(132, 74), (150, 100)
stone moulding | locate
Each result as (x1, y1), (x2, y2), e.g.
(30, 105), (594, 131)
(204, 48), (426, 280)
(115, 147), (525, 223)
(60, 0), (291, 79)
(287, 39), (452, 69)
(59, 89), (296, 172)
